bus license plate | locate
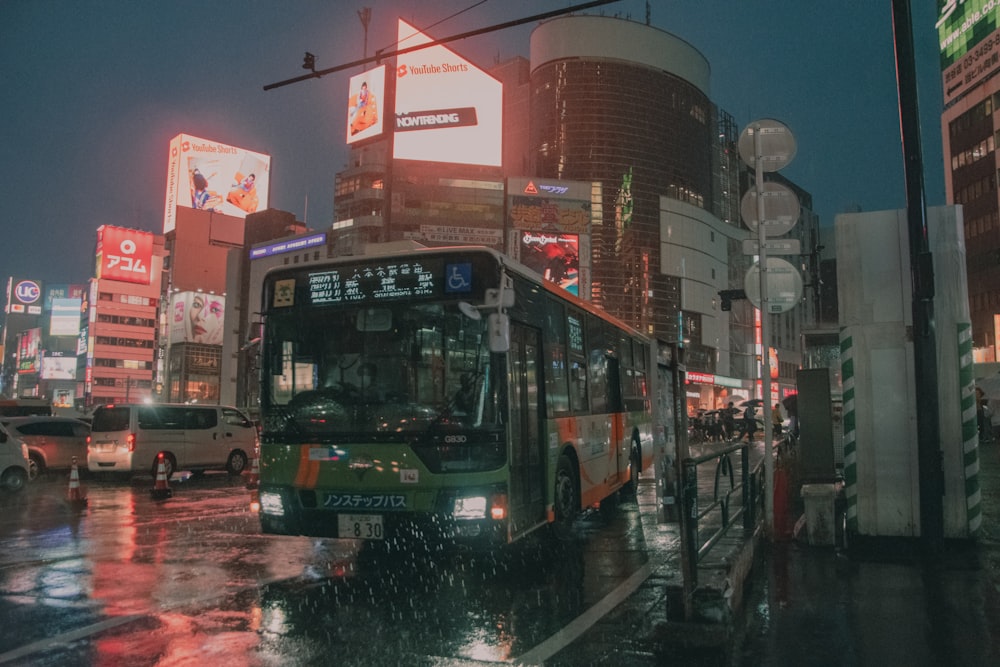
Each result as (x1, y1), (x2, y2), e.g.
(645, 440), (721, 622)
(338, 514), (384, 540)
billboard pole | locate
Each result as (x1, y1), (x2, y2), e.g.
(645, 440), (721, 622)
(891, 0), (943, 552)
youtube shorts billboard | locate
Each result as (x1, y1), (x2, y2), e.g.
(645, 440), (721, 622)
(162, 134), (271, 233)
(392, 19), (502, 167)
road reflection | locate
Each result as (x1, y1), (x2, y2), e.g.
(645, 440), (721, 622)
(0, 475), (649, 665)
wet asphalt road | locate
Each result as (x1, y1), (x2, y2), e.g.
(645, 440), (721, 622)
(0, 470), (655, 666)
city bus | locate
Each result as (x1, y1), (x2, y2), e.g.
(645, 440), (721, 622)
(255, 244), (656, 547)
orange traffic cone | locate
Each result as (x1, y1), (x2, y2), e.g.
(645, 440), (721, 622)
(66, 456), (87, 508)
(151, 452), (173, 500)
(244, 455), (259, 490)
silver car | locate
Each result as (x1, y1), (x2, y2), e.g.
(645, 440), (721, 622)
(0, 423), (30, 492)
(1, 416), (90, 480)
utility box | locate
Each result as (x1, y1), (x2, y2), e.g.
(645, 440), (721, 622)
(836, 206), (980, 539)
(801, 483), (837, 546)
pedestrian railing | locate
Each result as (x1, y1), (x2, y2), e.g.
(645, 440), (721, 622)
(681, 440), (765, 574)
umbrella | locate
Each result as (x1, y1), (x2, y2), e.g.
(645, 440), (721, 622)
(781, 394), (798, 414)
(740, 398), (763, 408)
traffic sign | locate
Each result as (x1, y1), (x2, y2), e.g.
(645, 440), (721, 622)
(742, 238), (801, 256)
(737, 119), (797, 172)
(743, 258), (803, 314)
(739, 181), (800, 236)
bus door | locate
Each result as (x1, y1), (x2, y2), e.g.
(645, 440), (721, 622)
(606, 354), (626, 484)
(508, 323), (546, 539)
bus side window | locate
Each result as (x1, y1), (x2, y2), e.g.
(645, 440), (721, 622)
(606, 355), (623, 413)
(546, 344), (570, 414)
(589, 349), (608, 413)
(569, 359), (588, 412)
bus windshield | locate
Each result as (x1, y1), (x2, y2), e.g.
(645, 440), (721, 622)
(264, 299), (498, 439)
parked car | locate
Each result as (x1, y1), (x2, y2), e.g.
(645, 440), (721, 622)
(0, 422), (30, 492)
(0, 416), (91, 480)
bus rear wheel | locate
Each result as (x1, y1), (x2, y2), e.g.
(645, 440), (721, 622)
(552, 454), (578, 539)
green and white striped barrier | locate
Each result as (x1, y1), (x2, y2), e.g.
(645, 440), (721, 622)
(840, 332), (857, 533)
(958, 323), (981, 535)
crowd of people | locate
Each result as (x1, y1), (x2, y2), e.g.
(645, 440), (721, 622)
(689, 398), (798, 444)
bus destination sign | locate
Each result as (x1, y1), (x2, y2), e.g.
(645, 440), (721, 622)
(308, 262), (436, 304)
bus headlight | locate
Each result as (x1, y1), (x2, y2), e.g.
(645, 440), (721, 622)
(453, 495), (487, 520)
(259, 491), (285, 517)
(452, 493), (507, 521)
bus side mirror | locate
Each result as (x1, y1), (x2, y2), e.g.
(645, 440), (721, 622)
(488, 313), (510, 353)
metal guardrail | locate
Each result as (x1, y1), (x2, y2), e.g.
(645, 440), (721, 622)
(681, 440), (765, 579)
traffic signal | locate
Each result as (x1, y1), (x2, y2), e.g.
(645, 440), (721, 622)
(302, 52), (316, 71)
(719, 289), (746, 311)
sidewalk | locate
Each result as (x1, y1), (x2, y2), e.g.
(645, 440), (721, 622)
(734, 440), (1000, 667)
(548, 437), (1000, 666)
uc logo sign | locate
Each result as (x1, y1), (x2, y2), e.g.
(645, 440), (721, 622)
(14, 280), (40, 304)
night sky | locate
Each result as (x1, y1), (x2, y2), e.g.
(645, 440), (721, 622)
(0, 0), (946, 287)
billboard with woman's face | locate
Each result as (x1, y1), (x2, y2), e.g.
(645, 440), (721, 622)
(170, 292), (225, 345)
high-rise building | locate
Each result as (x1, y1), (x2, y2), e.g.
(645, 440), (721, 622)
(328, 12), (819, 409)
(83, 227), (164, 406)
(938, 4), (1000, 360)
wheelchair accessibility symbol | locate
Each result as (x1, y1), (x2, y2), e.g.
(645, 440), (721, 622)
(445, 263), (472, 293)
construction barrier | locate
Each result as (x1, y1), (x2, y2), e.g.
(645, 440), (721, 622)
(151, 453), (173, 500)
(66, 456), (87, 508)
(244, 455), (259, 490)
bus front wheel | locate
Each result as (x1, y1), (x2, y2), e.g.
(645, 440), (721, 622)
(552, 454), (578, 538)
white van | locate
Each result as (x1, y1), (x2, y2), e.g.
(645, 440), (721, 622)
(87, 404), (257, 478)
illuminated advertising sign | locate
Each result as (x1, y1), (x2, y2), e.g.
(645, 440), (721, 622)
(687, 371), (715, 385)
(519, 232), (580, 296)
(508, 179), (593, 234)
(346, 65), (386, 144)
(938, 0), (1000, 103)
(6, 277), (43, 315)
(17, 328), (41, 374)
(162, 133), (272, 233)
(41, 355), (78, 380)
(250, 233), (327, 259)
(43, 284), (85, 311)
(49, 297), (82, 337)
(95, 226), (154, 285)
(393, 19), (502, 167)
(170, 292), (226, 345)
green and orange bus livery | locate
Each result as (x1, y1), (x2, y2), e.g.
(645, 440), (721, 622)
(256, 245), (657, 547)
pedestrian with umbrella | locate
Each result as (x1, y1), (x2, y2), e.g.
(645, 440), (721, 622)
(738, 399), (761, 442)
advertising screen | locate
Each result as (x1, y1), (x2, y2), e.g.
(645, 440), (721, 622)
(938, 0), (1000, 103)
(162, 134), (271, 233)
(41, 356), (78, 380)
(95, 226), (154, 285)
(49, 297), (82, 337)
(6, 277), (43, 315)
(519, 232), (580, 296)
(170, 292), (226, 345)
(346, 65), (386, 144)
(17, 328), (41, 374)
(393, 19), (502, 167)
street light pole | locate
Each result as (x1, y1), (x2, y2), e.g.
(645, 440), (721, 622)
(753, 124), (775, 536)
